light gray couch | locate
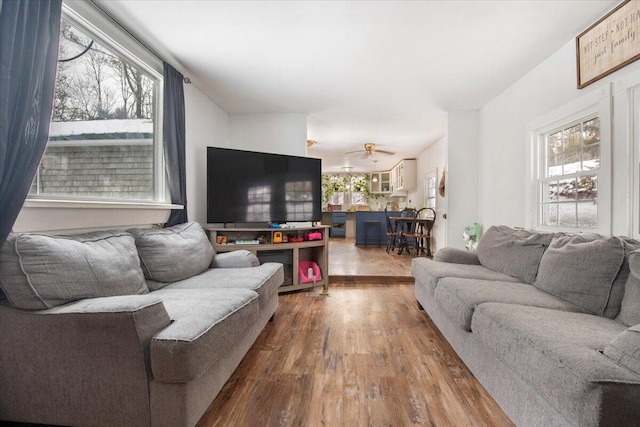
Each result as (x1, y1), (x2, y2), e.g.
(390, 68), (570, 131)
(0, 221), (283, 427)
(412, 225), (640, 427)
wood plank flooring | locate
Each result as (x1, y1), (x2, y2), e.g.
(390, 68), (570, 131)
(197, 283), (514, 427)
(328, 238), (417, 280)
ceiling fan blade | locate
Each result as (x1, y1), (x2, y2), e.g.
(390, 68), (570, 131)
(376, 149), (395, 155)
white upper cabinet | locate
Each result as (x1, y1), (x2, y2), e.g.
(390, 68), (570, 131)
(391, 159), (417, 193)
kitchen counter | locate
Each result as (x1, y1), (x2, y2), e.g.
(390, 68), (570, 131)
(321, 211), (355, 238)
(354, 211), (388, 246)
(321, 211), (389, 245)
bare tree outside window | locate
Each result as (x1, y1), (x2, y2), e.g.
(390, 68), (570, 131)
(30, 19), (160, 201)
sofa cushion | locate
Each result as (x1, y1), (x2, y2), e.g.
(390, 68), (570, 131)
(533, 233), (624, 317)
(476, 225), (553, 284)
(604, 324), (640, 376)
(608, 238), (640, 320)
(0, 232), (148, 310)
(435, 277), (587, 331)
(128, 222), (214, 286)
(411, 257), (521, 296)
(472, 303), (639, 426)
(617, 249), (640, 326)
(150, 288), (259, 382)
(162, 263), (283, 314)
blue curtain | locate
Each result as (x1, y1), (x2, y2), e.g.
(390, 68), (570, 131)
(163, 63), (187, 227)
(0, 0), (62, 246)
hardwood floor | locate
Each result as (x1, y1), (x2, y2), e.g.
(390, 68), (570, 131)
(328, 238), (418, 283)
(197, 283), (514, 427)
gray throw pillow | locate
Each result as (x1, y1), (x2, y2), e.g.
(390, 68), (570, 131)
(533, 233), (624, 317)
(0, 231), (148, 310)
(617, 249), (640, 326)
(603, 324), (640, 376)
(476, 225), (553, 284)
(128, 222), (214, 284)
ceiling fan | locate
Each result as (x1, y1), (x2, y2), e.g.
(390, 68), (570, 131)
(345, 143), (395, 159)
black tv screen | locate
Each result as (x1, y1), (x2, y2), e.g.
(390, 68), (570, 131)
(207, 147), (322, 224)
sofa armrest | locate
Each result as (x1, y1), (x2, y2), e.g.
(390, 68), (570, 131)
(0, 295), (171, 426)
(434, 247), (481, 265)
(211, 249), (260, 268)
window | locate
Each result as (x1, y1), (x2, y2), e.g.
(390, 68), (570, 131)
(540, 117), (600, 228)
(322, 173), (371, 209)
(29, 6), (163, 202)
(527, 87), (611, 233)
(349, 174), (369, 206)
(425, 171), (437, 210)
(328, 192), (345, 207)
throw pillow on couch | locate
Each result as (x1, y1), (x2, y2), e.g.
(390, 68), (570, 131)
(533, 233), (634, 318)
(0, 231), (148, 310)
(475, 225), (553, 284)
(128, 222), (214, 288)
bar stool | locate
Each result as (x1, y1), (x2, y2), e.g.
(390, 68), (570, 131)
(364, 220), (381, 247)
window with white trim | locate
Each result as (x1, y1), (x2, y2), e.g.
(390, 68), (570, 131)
(540, 117), (600, 228)
(29, 4), (164, 203)
(425, 171), (437, 210)
(527, 87), (611, 234)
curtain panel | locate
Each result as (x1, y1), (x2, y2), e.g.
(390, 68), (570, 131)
(163, 63), (187, 227)
(0, 0), (62, 246)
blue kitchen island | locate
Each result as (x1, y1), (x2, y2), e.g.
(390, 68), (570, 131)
(355, 211), (388, 246)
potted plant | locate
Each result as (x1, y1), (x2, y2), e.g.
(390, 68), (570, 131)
(321, 174), (348, 206)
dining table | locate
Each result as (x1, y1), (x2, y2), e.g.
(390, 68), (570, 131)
(388, 216), (435, 257)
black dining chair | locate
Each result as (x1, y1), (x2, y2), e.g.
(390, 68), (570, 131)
(404, 207), (436, 257)
(397, 208), (417, 255)
(384, 209), (399, 253)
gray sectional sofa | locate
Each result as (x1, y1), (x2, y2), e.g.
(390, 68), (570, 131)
(413, 225), (640, 426)
(0, 221), (283, 427)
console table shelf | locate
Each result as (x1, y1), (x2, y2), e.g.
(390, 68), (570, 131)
(205, 226), (329, 294)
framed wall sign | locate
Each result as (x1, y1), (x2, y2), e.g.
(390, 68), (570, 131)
(577, 0), (640, 89)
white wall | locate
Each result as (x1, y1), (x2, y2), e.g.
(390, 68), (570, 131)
(409, 137), (447, 252)
(228, 113), (307, 156)
(479, 39), (640, 235)
(447, 110), (479, 249)
(184, 84), (230, 224)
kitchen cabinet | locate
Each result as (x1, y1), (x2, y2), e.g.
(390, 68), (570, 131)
(369, 171), (391, 194)
(390, 159), (417, 193)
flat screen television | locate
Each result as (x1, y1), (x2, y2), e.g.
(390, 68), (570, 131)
(207, 147), (322, 224)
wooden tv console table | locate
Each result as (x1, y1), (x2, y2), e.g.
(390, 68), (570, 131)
(205, 225), (329, 294)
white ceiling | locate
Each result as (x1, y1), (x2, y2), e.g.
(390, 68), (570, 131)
(95, 0), (617, 172)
